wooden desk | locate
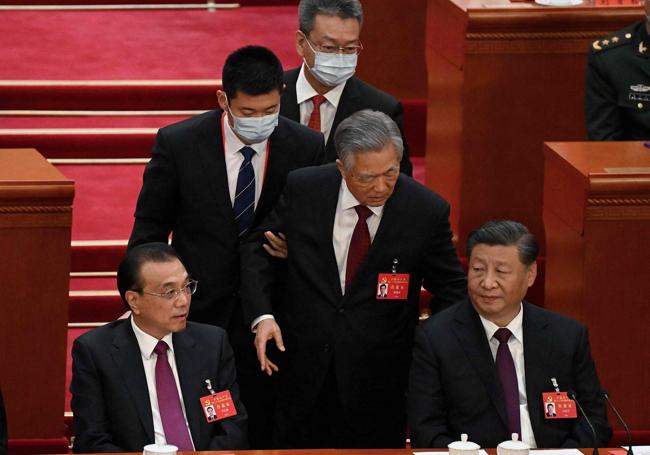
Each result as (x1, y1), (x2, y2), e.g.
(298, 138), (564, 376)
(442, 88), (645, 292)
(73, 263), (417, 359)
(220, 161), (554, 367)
(69, 449), (604, 455)
(543, 141), (650, 429)
(425, 0), (643, 256)
(0, 149), (74, 446)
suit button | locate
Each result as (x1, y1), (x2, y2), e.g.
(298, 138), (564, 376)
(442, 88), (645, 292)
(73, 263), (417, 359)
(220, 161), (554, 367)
(337, 307), (344, 314)
(323, 344), (331, 352)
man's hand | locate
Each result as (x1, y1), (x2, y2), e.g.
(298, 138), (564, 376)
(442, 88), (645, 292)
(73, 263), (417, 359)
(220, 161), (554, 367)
(254, 319), (285, 376)
(263, 231), (287, 259)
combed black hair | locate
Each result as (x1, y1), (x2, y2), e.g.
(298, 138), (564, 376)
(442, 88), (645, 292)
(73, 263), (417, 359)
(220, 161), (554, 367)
(117, 243), (182, 310)
(222, 45), (283, 100)
(466, 219), (539, 266)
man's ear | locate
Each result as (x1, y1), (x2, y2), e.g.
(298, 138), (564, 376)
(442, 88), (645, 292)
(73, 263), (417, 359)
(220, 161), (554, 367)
(216, 90), (228, 111)
(526, 261), (538, 288)
(295, 30), (306, 58)
(335, 159), (347, 179)
(125, 290), (141, 315)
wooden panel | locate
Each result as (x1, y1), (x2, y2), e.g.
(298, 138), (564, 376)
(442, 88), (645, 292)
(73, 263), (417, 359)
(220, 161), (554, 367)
(544, 141), (650, 430)
(425, 0), (644, 256)
(355, 0), (427, 99)
(0, 148), (74, 439)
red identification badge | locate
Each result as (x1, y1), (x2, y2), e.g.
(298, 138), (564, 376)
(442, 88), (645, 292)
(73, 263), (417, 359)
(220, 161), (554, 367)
(542, 392), (577, 419)
(376, 273), (410, 300)
(200, 390), (237, 423)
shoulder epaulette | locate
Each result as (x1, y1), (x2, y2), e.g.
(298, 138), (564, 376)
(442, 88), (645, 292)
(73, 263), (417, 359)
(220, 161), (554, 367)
(592, 23), (639, 52)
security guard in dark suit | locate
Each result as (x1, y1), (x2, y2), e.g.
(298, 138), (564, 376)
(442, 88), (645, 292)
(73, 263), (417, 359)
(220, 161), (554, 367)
(585, 14), (650, 140)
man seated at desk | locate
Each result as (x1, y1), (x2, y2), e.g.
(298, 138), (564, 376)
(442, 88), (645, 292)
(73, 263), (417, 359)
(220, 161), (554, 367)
(71, 243), (248, 453)
(408, 219), (611, 448)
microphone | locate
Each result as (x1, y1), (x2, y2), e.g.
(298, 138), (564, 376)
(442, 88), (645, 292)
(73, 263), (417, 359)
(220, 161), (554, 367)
(602, 390), (634, 455)
(568, 389), (599, 455)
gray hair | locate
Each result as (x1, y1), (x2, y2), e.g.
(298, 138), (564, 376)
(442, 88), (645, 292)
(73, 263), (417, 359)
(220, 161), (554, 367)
(334, 109), (404, 170)
(298, 0), (364, 35)
(466, 219), (539, 266)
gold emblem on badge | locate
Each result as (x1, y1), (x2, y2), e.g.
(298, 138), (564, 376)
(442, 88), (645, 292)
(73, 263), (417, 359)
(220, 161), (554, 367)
(639, 41), (647, 54)
(612, 36), (619, 43)
(626, 33), (632, 39)
(592, 40), (602, 50)
(638, 102), (644, 109)
(603, 39), (610, 46)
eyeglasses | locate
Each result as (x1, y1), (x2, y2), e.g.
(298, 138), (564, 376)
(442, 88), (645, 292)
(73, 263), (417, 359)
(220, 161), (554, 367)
(303, 33), (363, 55)
(137, 280), (198, 301)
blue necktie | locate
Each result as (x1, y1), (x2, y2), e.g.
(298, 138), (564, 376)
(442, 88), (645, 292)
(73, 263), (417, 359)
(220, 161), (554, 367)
(233, 146), (256, 237)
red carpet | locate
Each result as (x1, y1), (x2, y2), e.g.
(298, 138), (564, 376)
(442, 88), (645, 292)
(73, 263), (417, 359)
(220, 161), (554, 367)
(0, 114), (192, 128)
(56, 163), (144, 240)
(0, 8), (300, 80)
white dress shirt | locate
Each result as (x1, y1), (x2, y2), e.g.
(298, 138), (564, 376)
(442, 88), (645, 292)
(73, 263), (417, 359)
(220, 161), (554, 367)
(332, 180), (384, 294)
(296, 63), (347, 143)
(130, 318), (195, 449)
(479, 304), (538, 448)
(222, 112), (268, 207)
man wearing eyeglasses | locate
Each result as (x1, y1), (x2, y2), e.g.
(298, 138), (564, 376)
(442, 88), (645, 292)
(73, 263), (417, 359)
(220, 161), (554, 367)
(280, 0), (413, 176)
(241, 110), (466, 448)
(70, 243), (248, 453)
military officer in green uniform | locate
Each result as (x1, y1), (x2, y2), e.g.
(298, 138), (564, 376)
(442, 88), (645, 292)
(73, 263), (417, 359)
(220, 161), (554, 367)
(585, 4), (650, 140)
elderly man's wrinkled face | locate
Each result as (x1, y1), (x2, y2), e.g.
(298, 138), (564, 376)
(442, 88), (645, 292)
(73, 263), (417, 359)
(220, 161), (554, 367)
(336, 143), (400, 207)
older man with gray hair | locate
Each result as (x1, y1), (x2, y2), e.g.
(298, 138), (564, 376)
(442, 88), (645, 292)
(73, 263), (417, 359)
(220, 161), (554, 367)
(240, 109), (466, 448)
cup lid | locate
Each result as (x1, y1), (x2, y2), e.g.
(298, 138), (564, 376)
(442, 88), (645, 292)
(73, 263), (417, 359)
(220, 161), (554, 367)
(448, 433), (481, 450)
(497, 433), (530, 450)
(143, 444), (178, 453)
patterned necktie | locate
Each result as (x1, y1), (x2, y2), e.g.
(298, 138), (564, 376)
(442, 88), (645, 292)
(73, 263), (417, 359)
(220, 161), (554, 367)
(494, 328), (521, 436)
(153, 340), (193, 451)
(307, 95), (326, 131)
(233, 146), (256, 237)
(345, 205), (373, 290)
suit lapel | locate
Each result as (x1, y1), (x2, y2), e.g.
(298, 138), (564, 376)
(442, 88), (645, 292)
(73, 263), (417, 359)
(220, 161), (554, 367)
(254, 125), (291, 225)
(281, 68), (301, 122)
(173, 329), (206, 451)
(110, 320), (155, 442)
(197, 110), (238, 236)
(521, 302), (551, 444)
(453, 300), (510, 429)
(319, 166), (345, 300)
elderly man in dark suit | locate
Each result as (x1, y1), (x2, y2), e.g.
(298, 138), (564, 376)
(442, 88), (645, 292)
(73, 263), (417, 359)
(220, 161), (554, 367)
(241, 109), (466, 448)
(280, 0), (413, 175)
(128, 45), (324, 448)
(408, 220), (612, 449)
(71, 243), (248, 453)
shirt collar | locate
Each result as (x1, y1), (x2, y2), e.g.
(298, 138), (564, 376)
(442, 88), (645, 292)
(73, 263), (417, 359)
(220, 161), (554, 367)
(340, 179), (384, 218)
(131, 316), (175, 360)
(222, 111), (268, 154)
(478, 302), (524, 345)
(296, 63), (347, 108)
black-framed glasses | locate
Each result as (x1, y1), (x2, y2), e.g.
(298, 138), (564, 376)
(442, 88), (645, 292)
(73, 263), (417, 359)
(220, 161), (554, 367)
(137, 280), (198, 301)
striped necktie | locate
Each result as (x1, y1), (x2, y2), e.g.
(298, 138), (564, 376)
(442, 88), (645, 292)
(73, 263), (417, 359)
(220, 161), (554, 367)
(233, 146), (256, 237)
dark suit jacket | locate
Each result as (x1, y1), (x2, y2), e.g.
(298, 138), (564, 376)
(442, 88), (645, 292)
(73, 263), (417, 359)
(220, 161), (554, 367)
(70, 319), (248, 453)
(280, 67), (413, 176)
(0, 388), (6, 455)
(408, 299), (612, 449)
(240, 164), (466, 439)
(129, 109), (324, 326)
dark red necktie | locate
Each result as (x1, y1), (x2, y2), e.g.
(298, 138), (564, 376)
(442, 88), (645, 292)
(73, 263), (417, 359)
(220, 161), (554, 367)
(307, 95), (326, 131)
(494, 328), (521, 436)
(154, 340), (194, 451)
(345, 205), (373, 290)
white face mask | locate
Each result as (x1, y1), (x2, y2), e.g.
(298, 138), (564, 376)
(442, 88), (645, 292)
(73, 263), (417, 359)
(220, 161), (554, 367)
(227, 104), (279, 144)
(303, 37), (358, 87)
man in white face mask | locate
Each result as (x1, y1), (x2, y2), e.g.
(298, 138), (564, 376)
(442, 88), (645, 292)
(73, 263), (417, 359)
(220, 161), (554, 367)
(280, 0), (413, 176)
(129, 45), (324, 449)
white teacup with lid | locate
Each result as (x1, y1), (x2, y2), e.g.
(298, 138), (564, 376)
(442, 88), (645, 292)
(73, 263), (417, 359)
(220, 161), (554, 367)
(497, 433), (530, 455)
(448, 433), (480, 455)
(143, 443), (178, 455)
